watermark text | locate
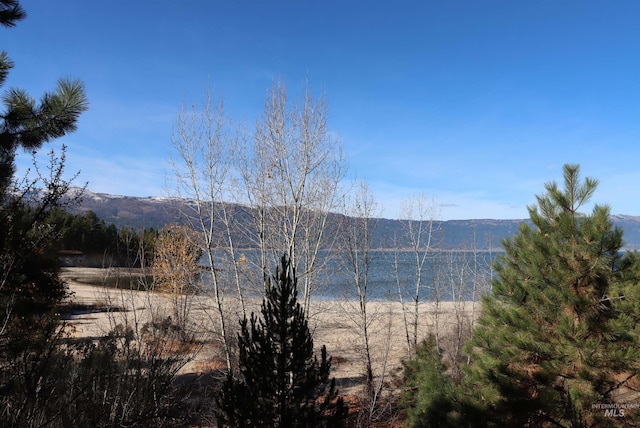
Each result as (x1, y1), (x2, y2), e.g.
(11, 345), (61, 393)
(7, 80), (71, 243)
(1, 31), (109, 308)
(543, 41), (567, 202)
(591, 402), (639, 418)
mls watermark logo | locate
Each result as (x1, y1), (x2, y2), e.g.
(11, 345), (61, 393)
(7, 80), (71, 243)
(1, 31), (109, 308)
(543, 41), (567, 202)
(591, 402), (639, 418)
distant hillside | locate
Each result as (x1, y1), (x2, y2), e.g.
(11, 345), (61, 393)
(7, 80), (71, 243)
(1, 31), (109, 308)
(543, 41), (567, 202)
(65, 189), (640, 251)
(66, 189), (186, 230)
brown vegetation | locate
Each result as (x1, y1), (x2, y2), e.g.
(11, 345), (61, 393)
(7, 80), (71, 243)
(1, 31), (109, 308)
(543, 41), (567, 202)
(59, 267), (482, 426)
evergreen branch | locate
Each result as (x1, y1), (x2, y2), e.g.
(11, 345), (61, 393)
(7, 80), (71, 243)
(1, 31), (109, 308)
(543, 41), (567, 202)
(1, 78), (88, 150)
(0, 51), (13, 86)
(0, 0), (25, 27)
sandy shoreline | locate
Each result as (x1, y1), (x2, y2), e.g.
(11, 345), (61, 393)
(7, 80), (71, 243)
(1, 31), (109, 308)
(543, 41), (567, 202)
(60, 267), (482, 395)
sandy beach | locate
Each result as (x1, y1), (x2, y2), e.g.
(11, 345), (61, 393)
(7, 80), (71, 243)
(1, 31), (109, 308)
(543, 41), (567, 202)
(60, 267), (482, 396)
(57, 268), (640, 422)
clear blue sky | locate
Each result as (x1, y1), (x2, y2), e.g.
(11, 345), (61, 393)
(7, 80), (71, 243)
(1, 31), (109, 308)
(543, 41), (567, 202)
(6, 1), (640, 220)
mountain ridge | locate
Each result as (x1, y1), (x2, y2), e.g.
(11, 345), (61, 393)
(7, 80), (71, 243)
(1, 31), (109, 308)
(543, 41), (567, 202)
(65, 189), (640, 251)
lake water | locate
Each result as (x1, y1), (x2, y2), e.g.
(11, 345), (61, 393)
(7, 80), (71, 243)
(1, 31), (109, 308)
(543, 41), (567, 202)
(210, 250), (498, 302)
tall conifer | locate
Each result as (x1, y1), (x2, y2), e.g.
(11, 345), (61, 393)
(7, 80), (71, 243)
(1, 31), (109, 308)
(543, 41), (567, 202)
(0, 0), (87, 327)
(215, 255), (346, 427)
(0, 0), (87, 329)
(461, 164), (640, 426)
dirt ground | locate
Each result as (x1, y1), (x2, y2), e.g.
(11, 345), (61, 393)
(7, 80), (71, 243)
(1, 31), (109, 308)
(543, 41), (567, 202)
(59, 266), (481, 397)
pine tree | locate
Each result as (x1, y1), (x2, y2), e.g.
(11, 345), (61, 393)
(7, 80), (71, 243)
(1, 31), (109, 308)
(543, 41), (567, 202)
(0, 0), (87, 347)
(401, 335), (459, 428)
(457, 164), (640, 426)
(215, 255), (347, 427)
(0, 0), (87, 302)
(0, 1), (87, 194)
(0, 1), (24, 27)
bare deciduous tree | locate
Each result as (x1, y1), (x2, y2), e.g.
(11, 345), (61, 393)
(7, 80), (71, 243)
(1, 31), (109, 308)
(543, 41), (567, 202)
(340, 181), (397, 426)
(431, 228), (492, 379)
(169, 81), (346, 370)
(168, 90), (242, 371)
(241, 80), (346, 316)
(394, 194), (441, 356)
(341, 181), (380, 390)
